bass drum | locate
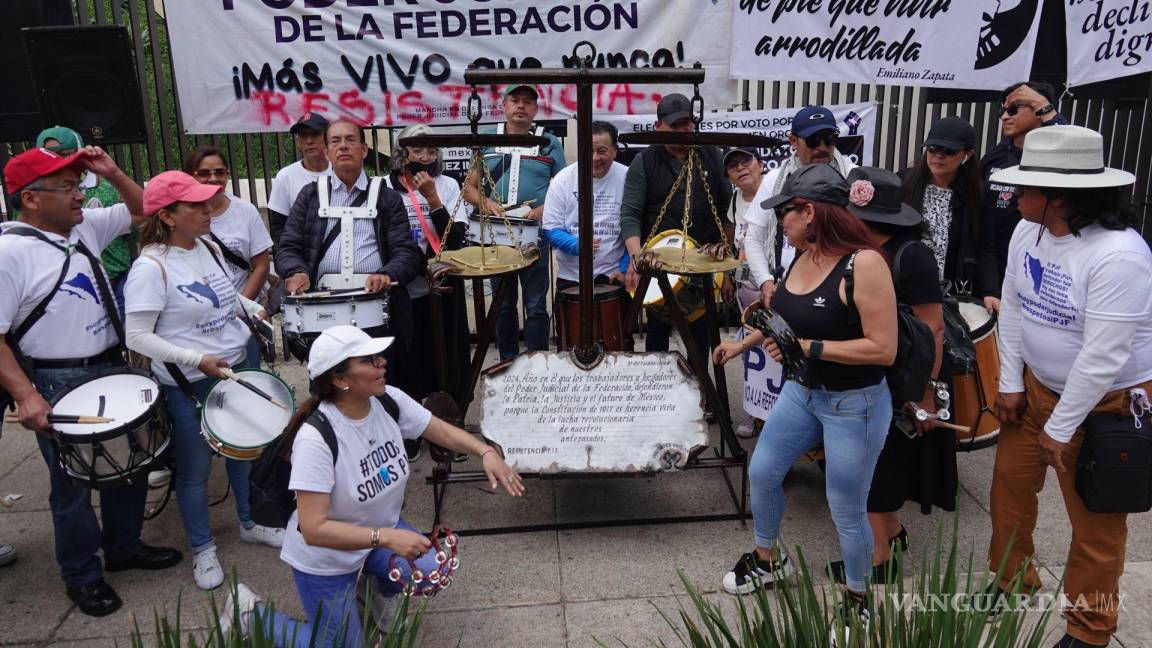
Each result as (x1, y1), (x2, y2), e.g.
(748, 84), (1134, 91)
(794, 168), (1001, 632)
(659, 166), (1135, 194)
(952, 300), (1001, 450)
(557, 284), (626, 351)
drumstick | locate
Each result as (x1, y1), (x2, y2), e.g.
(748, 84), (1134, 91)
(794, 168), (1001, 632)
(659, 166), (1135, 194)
(218, 369), (289, 410)
(4, 414), (116, 424)
(929, 421), (971, 433)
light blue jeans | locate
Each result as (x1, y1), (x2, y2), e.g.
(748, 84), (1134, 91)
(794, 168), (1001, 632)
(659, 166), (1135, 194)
(160, 353), (257, 554)
(257, 519), (440, 648)
(749, 378), (892, 592)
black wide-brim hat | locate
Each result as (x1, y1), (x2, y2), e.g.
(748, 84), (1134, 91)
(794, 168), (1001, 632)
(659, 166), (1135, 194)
(844, 167), (923, 226)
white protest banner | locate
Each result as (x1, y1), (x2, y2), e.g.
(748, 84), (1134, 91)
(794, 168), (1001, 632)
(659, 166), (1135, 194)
(1066, 0), (1152, 86)
(729, 0), (1041, 90)
(599, 102), (879, 168)
(161, 0), (738, 134)
(739, 328), (786, 420)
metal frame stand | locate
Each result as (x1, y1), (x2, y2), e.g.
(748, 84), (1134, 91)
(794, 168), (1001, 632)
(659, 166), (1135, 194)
(419, 61), (752, 536)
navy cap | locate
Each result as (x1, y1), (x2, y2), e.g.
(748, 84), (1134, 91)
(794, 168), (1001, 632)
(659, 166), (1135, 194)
(760, 164), (849, 210)
(792, 106), (839, 139)
(290, 112), (330, 136)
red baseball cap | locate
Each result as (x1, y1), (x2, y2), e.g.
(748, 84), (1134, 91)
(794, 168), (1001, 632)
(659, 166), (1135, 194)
(143, 170), (221, 216)
(4, 147), (90, 194)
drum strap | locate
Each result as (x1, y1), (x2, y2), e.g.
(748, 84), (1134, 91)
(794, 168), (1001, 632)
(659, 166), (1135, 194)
(205, 232), (251, 272)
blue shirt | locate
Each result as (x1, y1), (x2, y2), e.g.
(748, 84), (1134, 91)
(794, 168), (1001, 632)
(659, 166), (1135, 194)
(479, 126), (565, 207)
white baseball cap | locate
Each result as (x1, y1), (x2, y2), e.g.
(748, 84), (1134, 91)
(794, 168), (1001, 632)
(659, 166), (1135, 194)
(307, 325), (394, 379)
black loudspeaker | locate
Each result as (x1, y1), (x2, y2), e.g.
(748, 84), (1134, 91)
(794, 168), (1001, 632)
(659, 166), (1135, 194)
(0, 0), (73, 142)
(23, 26), (148, 146)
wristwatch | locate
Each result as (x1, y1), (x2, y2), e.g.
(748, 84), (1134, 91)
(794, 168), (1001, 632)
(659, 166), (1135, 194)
(1035, 103), (1055, 117)
(808, 339), (824, 360)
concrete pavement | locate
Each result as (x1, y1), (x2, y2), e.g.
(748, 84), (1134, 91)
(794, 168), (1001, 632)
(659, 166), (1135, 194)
(1, 346), (1149, 647)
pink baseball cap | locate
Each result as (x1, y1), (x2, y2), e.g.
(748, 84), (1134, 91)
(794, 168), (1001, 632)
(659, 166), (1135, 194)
(4, 147), (90, 194)
(143, 170), (221, 215)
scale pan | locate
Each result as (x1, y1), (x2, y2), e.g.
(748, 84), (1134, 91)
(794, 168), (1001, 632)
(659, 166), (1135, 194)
(619, 132), (784, 148)
(399, 134), (550, 149)
(437, 246), (539, 278)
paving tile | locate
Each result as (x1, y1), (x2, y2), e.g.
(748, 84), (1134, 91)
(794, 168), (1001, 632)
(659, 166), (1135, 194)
(0, 511), (74, 644)
(1113, 561), (1152, 648)
(565, 596), (693, 648)
(419, 602), (566, 648)
(0, 423), (40, 481)
(420, 531), (562, 612)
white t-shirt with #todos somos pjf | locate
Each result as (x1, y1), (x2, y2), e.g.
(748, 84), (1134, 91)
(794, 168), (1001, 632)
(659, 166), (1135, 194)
(124, 239), (251, 385)
(0, 205), (131, 359)
(280, 388), (431, 576)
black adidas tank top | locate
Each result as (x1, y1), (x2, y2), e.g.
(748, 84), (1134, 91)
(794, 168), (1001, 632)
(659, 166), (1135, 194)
(773, 253), (885, 391)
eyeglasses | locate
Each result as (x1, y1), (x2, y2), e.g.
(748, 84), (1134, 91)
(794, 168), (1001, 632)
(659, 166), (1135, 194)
(194, 168), (228, 179)
(803, 132), (838, 148)
(925, 145), (960, 156)
(999, 103), (1032, 117)
(26, 183), (83, 195)
(774, 203), (803, 219)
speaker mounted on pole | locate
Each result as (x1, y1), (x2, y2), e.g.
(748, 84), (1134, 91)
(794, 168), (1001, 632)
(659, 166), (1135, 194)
(23, 25), (148, 146)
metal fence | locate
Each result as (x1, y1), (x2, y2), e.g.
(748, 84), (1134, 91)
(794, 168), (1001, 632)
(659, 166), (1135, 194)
(4, 1), (1150, 238)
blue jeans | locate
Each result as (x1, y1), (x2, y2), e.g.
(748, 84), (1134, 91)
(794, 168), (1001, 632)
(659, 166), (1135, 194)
(749, 379), (892, 592)
(161, 353), (256, 553)
(493, 245), (550, 359)
(258, 519), (440, 648)
(32, 361), (148, 586)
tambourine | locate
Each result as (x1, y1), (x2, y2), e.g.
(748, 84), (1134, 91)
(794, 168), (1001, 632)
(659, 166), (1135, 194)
(387, 526), (460, 598)
(740, 302), (808, 382)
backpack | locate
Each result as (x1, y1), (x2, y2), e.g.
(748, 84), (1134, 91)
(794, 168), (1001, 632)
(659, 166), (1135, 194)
(249, 393), (400, 528)
(844, 244), (937, 403)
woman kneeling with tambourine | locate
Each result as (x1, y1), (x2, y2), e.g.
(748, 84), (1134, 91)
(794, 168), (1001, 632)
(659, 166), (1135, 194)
(221, 325), (524, 647)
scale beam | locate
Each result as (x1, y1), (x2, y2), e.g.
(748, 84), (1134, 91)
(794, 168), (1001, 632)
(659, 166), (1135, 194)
(464, 66), (706, 87)
(398, 133), (549, 149)
(619, 132), (785, 148)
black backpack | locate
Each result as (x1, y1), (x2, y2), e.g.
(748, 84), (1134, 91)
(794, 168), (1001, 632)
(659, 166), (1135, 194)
(249, 394), (400, 528)
(844, 244), (937, 403)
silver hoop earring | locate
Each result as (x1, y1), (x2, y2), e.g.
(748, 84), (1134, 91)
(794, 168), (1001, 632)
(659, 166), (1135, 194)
(339, 385), (351, 392)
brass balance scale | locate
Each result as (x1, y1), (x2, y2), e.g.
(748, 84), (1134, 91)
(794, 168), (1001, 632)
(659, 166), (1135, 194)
(403, 59), (783, 530)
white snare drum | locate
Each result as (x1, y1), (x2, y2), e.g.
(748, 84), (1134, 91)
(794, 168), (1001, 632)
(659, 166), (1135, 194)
(51, 368), (169, 488)
(201, 369), (295, 460)
(466, 213), (539, 247)
(282, 289), (390, 336)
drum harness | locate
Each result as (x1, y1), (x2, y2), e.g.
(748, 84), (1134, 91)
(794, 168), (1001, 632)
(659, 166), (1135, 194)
(316, 174), (385, 291)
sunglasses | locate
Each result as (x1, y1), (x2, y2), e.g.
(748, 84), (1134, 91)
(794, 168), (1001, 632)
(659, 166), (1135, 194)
(925, 145), (961, 156)
(774, 203), (803, 219)
(999, 103), (1032, 117)
(724, 155), (757, 171)
(803, 132), (838, 148)
(194, 168), (229, 179)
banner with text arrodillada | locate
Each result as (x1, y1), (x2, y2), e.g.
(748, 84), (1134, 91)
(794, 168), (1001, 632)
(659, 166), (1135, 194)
(162, 0), (739, 134)
(728, 0), (1042, 90)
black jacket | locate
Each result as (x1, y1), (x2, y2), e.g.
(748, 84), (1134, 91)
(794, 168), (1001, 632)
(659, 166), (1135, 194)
(277, 178), (425, 346)
(898, 168), (985, 296)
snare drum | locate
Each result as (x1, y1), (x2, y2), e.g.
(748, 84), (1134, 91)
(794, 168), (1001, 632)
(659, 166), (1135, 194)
(466, 213), (539, 247)
(51, 368), (169, 488)
(556, 285), (626, 351)
(282, 289), (391, 362)
(201, 369), (295, 460)
(952, 300), (1001, 450)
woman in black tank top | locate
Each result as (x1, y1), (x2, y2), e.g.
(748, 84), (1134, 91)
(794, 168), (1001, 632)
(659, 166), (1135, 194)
(710, 164), (897, 630)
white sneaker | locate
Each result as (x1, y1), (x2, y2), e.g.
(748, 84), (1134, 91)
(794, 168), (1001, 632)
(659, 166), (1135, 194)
(722, 551), (794, 595)
(829, 595), (871, 647)
(240, 524), (285, 548)
(193, 549), (225, 590)
(735, 421), (759, 439)
(148, 469), (171, 489)
(218, 583), (262, 639)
